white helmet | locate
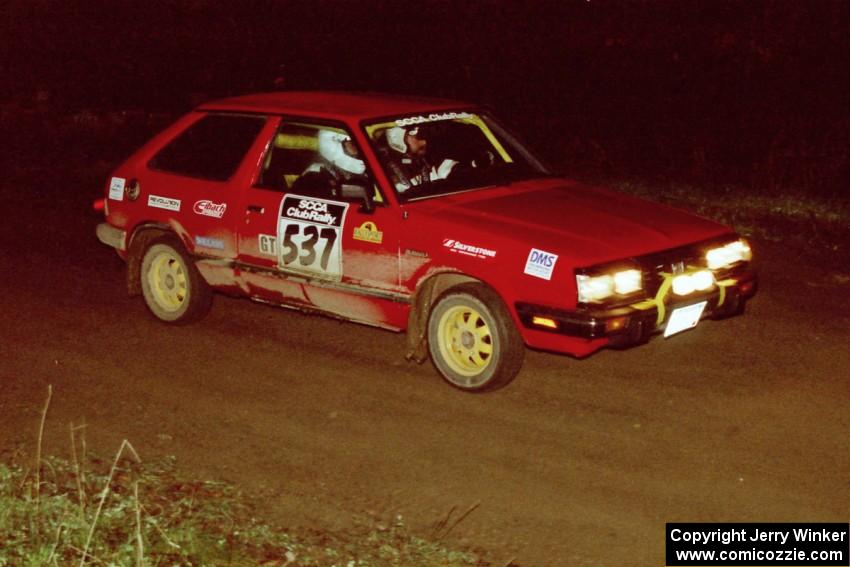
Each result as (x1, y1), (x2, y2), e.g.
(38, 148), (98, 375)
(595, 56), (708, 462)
(318, 130), (366, 175)
(386, 126), (419, 154)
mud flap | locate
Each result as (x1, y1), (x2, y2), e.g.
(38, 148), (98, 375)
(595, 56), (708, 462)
(126, 228), (170, 296)
(405, 278), (438, 364)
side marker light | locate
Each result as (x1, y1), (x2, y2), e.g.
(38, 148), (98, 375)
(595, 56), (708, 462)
(532, 316), (558, 329)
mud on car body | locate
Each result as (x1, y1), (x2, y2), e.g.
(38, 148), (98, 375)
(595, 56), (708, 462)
(95, 91), (756, 392)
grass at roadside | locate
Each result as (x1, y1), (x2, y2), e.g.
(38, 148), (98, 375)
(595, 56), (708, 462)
(0, 453), (484, 566)
(2, 387), (485, 566)
(607, 179), (850, 258)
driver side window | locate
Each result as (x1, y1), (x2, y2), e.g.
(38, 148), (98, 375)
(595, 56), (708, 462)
(257, 121), (384, 204)
(257, 122), (322, 192)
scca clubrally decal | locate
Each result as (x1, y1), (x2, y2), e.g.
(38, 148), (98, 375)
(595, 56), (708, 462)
(277, 194), (349, 280)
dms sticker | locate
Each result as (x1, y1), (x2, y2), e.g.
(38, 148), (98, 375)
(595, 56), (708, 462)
(353, 221), (383, 244)
(194, 200), (227, 218)
(108, 177), (125, 201)
(524, 248), (558, 280)
(148, 195), (181, 212)
(277, 195), (349, 279)
(442, 239), (496, 259)
(195, 236), (225, 250)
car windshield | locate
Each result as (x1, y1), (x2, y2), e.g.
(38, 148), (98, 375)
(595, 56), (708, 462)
(363, 110), (552, 202)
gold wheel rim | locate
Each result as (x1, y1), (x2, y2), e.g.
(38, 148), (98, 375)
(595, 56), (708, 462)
(147, 251), (187, 312)
(437, 304), (494, 379)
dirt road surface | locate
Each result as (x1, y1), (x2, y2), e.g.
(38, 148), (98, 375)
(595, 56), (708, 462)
(1, 175), (848, 566)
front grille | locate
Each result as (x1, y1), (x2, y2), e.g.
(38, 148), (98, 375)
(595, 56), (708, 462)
(638, 246), (705, 296)
(576, 235), (744, 311)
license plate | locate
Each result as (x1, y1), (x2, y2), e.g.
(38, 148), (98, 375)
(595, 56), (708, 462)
(664, 301), (708, 338)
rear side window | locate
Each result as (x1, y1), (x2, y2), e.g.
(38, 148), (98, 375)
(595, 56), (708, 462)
(149, 114), (266, 181)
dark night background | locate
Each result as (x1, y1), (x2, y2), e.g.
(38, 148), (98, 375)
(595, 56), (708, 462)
(1, 5), (849, 564)
(2, 1), (849, 196)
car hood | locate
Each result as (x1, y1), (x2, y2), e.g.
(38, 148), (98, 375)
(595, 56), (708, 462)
(407, 178), (733, 266)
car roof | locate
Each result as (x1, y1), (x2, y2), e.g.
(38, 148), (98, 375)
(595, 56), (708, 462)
(199, 91), (470, 121)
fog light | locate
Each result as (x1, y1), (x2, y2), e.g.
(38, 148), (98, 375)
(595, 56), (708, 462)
(672, 271), (714, 296)
(672, 274), (695, 296)
(606, 316), (628, 332)
(532, 316), (558, 329)
(692, 270), (714, 291)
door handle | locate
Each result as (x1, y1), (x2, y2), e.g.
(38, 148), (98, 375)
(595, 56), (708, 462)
(246, 205), (265, 214)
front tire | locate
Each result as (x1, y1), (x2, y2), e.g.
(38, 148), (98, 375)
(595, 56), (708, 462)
(140, 237), (212, 324)
(427, 283), (524, 392)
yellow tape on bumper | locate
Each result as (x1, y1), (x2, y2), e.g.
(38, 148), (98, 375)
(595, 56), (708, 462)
(630, 271), (736, 327)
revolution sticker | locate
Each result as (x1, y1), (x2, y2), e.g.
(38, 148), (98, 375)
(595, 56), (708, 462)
(524, 248), (559, 280)
(277, 195), (349, 279)
(147, 195), (181, 212)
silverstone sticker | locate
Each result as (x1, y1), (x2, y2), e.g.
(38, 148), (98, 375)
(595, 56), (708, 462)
(195, 236), (225, 250)
(258, 234), (277, 256)
(148, 195), (181, 212)
(524, 248), (559, 280)
(193, 200), (227, 218)
(277, 195), (349, 279)
(108, 177), (125, 201)
(353, 221), (383, 244)
(442, 238), (496, 260)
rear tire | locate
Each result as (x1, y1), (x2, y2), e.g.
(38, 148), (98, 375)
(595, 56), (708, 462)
(140, 237), (212, 324)
(427, 283), (524, 392)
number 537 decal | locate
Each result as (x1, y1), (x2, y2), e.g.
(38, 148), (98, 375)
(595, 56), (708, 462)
(277, 195), (349, 279)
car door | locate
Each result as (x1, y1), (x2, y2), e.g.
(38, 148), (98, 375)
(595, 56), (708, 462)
(237, 118), (407, 329)
(140, 112), (270, 259)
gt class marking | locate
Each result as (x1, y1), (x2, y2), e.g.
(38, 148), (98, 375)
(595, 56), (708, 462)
(258, 234), (277, 256)
(524, 248), (558, 280)
(353, 221), (383, 244)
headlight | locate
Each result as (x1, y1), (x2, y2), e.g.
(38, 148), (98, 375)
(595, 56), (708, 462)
(577, 268), (642, 303)
(705, 239), (752, 270)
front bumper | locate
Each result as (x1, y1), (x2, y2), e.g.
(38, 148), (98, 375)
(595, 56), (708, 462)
(515, 270), (756, 349)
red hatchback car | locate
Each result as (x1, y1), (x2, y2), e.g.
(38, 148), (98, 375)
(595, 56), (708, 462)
(96, 91), (756, 391)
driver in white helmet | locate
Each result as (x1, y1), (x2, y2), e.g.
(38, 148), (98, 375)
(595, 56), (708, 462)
(294, 129), (367, 198)
(382, 126), (457, 193)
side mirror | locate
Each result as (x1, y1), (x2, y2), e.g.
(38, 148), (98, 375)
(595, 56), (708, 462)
(341, 182), (375, 214)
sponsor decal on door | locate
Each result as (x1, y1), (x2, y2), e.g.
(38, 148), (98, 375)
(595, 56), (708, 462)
(193, 200), (227, 218)
(147, 195), (181, 211)
(277, 195), (349, 280)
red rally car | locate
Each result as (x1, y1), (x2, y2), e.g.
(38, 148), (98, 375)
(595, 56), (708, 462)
(95, 91), (756, 392)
